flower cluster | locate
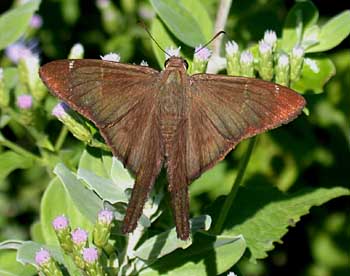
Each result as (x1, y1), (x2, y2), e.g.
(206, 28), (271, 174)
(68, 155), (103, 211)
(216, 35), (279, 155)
(225, 30), (305, 85)
(36, 209), (114, 275)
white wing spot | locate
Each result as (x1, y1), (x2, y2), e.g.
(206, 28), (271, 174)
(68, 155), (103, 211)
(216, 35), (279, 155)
(69, 61), (75, 70)
(274, 84), (280, 94)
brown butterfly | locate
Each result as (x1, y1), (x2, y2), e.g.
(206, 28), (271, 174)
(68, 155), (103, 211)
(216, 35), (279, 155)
(39, 55), (305, 240)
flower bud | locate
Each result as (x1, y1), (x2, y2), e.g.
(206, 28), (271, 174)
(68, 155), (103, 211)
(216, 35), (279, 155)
(263, 30), (277, 51)
(82, 247), (105, 276)
(165, 46), (181, 59)
(191, 45), (211, 74)
(275, 53), (290, 86)
(240, 50), (254, 77)
(52, 215), (73, 253)
(93, 210), (114, 248)
(258, 40), (273, 81)
(35, 248), (63, 276)
(71, 228), (89, 269)
(96, 0), (120, 34)
(100, 52), (120, 62)
(69, 43), (84, 59)
(52, 102), (93, 144)
(30, 14), (43, 29)
(290, 45), (304, 82)
(225, 40), (240, 76)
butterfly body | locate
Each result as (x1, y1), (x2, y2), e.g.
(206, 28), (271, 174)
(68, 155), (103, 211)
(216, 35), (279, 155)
(39, 56), (306, 240)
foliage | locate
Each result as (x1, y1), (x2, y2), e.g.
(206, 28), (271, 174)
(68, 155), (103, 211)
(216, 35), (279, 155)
(0, 0), (349, 275)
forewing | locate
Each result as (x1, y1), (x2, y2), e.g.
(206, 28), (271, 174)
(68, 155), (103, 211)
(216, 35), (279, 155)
(186, 74), (306, 180)
(39, 59), (161, 173)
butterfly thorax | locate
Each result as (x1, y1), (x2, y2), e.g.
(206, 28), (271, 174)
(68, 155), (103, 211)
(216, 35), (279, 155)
(158, 60), (188, 156)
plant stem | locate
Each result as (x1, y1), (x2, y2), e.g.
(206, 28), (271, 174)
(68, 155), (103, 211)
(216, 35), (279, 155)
(212, 136), (257, 235)
(0, 135), (41, 162)
(54, 125), (68, 151)
(207, 0), (234, 73)
(213, 0), (233, 57)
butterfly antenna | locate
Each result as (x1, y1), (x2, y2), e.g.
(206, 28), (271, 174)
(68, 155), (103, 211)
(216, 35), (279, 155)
(139, 21), (169, 56)
(195, 31), (226, 53)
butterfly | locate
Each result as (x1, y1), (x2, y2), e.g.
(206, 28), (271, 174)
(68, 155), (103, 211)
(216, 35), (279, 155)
(39, 55), (306, 240)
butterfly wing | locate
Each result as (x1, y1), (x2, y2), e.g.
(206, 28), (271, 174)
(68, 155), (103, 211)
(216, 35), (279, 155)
(39, 59), (164, 233)
(186, 74), (306, 181)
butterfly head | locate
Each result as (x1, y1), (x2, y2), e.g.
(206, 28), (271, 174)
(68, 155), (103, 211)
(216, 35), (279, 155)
(164, 56), (189, 71)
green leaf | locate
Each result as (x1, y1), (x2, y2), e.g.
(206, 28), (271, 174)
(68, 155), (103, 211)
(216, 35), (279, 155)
(30, 221), (45, 244)
(40, 178), (94, 246)
(178, 0), (213, 40)
(151, 17), (178, 67)
(0, 249), (35, 276)
(281, 1), (318, 51)
(135, 215), (211, 262)
(78, 148), (110, 178)
(3, 68), (18, 91)
(0, 0), (41, 50)
(0, 151), (34, 181)
(306, 10), (350, 53)
(77, 168), (129, 204)
(17, 241), (81, 276)
(140, 233), (246, 275)
(53, 163), (104, 223)
(150, 0), (206, 47)
(215, 181), (350, 262)
(291, 56), (336, 94)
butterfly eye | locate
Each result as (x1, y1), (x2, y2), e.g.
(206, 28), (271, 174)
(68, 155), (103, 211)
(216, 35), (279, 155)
(164, 59), (170, 68)
(183, 59), (189, 70)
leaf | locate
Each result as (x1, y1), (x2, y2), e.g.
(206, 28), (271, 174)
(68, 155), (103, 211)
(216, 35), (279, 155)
(3, 67), (18, 91)
(178, 0), (213, 40)
(0, 0), (41, 50)
(78, 148), (110, 178)
(77, 168), (129, 204)
(306, 10), (350, 53)
(150, 0), (206, 47)
(16, 241), (64, 266)
(0, 249), (35, 276)
(151, 17), (178, 67)
(0, 151), (34, 181)
(40, 178), (94, 246)
(212, 181), (350, 262)
(140, 233), (246, 275)
(17, 241), (82, 276)
(135, 215), (211, 262)
(291, 56), (336, 94)
(30, 221), (45, 244)
(281, 1), (318, 51)
(53, 163), (104, 223)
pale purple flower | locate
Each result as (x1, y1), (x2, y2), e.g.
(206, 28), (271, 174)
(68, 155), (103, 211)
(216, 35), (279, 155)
(258, 40), (272, 54)
(17, 94), (32, 109)
(165, 46), (181, 59)
(30, 14), (43, 29)
(35, 248), (51, 266)
(194, 45), (211, 61)
(292, 45), (304, 58)
(69, 43), (84, 59)
(96, 0), (109, 8)
(263, 30), (277, 46)
(98, 210), (114, 224)
(240, 50), (254, 65)
(278, 54), (289, 68)
(140, 60), (148, 66)
(82, 247), (99, 264)
(101, 53), (120, 62)
(71, 228), (88, 245)
(5, 41), (36, 64)
(52, 215), (69, 230)
(225, 40), (239, 55)
(52, 102), (69, 118)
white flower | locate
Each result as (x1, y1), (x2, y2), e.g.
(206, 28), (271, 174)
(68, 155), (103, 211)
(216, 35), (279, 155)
(225, 40), (239, 55)
(101, 53), (121, 62)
